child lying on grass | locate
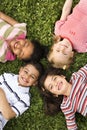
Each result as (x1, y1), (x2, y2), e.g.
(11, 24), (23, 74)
(48, 0), (87, 69)
(0, 12), (46, 63)
(38, 64), (87, 130)
(0, 61), (44, 130)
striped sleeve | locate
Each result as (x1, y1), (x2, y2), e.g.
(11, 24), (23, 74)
(14, 23), (27, 35)
(0, 19), (27, 40)
(64, 113), (77, 130)
(78, 64), (87, 77)
(11, 95), (30, 117)
(61, 102), (78, 130)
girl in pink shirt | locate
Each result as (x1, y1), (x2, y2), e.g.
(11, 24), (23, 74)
(48, 0), (87, 69)
(0, 12), (45, 63)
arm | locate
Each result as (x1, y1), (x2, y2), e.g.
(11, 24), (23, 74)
(0, 12), (19, 25)
(77, 64), (87, 78)
(65, 113), (78, 130)
(60, 0), (73, 21)
(0, 88), (16, 120)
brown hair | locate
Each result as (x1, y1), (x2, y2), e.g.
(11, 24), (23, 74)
(38, 67), (64, 115)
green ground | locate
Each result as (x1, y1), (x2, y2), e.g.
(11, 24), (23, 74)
(0, 0), (87, 130)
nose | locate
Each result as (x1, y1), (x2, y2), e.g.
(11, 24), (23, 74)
(25, 74), (29, 79)
(54, 82), (57, 88)
(60, 46), (65, 52)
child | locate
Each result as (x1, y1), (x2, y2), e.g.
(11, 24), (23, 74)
(38, 64), (87, 130)
(0, 12), (46, 63)
(0, 61), (44, 130)
(48, 0), (87, 69)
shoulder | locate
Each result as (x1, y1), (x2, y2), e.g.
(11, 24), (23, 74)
(14, 23), (27, 28)
(3, 72), (16, 80)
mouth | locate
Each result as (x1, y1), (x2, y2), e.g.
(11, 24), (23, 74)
(21, 77), (28, 84)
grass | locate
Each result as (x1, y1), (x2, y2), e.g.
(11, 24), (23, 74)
(0, 0), (87, 130)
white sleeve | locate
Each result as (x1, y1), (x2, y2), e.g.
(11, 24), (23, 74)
(11, 95), (30, 117)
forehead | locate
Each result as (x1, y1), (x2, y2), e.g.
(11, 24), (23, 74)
(23, 64), (39, 77)
(44, 75), (52, 87)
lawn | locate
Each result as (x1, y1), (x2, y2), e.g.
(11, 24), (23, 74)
(0, 0), (87, 130)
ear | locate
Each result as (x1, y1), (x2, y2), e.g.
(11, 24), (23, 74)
(71, 51), (74, 58)
(54, 94), (58, 97)
(42, 87), (45, 91)
(63, 65), (67, 70)
(63, 64), (70, 70)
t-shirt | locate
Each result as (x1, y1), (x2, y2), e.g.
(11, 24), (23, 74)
(61, 64), (87, 130)
(0, 73), (30, 128)
(54, 0), (87, 52)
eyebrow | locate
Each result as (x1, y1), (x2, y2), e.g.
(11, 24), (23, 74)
(48, 76), (53, 89)
(25, 68), (37, 79)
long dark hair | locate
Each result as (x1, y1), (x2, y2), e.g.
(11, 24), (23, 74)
(38, 67), (64, 116)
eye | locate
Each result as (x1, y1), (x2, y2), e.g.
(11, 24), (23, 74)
(31, 75), (35, 79)
(49, 84), (53, 90)
(24, 70), (28, 74)
(63, 53), (67, 55)
(53, 77), (57, 81)
(56, 49), (60, 52)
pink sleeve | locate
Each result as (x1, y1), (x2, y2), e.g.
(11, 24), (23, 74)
(5, 50), (16, 61)
(54, 20), (65, 35)
(16, 33), (26, 40)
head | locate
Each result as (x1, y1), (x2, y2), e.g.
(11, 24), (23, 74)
(38, 67), (64, 115)
(26, 39), (47, 62)
(9, 38), (46, 61)
(47, 36), (74, 69)
(18, 61), (44, 87)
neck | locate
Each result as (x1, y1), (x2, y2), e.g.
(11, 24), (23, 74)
(66, 83), (72, 97)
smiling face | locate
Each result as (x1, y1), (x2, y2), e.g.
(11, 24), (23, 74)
(9, 38), (34, 60)
(44, 75), (71, 96)
(48, 39), (74, 69)
(18, 64), (39, 87)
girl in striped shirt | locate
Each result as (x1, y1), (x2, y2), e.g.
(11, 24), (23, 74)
(38, 64), (87, 130)
(0, 12), (45, 63)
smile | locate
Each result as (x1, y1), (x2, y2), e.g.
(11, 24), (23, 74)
(21, 77), (28, 83)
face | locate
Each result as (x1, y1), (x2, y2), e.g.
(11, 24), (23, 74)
(44, 75), (70, 96)
(18, 64), (39, 87)
(48, 39), (74, 68)
(9, 38), (34, 60)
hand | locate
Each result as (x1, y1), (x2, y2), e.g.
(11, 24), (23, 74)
(0, 88), (16, 120)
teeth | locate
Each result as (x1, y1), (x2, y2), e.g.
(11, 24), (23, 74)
(22, 77), (27, 83)
(14, 43), (17, 48)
